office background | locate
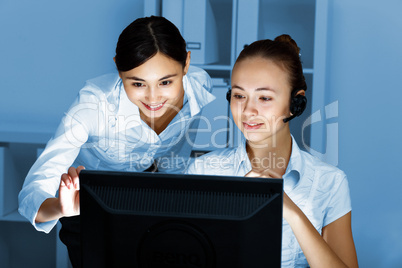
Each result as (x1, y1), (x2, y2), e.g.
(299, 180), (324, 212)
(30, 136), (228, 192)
(0, 0), (401, 267)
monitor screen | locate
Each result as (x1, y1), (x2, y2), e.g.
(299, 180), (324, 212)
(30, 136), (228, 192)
(79, 170), (283, 267)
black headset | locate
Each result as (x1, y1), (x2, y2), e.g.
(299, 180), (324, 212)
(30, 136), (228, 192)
(226, 88), (232, 103)
(226, 88), (307, 123)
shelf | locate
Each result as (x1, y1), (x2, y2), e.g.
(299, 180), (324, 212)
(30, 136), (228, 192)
(303, 68), (314, 74)
(0, 123), (54, 144)
(0, 130), (53, 144)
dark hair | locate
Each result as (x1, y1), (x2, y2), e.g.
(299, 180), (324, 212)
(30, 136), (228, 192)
(235, 34), (307, 95)
(115, 16), (187, 72)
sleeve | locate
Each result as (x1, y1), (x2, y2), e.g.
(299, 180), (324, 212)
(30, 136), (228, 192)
(186, 150), (233, 176)
(322, 173), (352, 227)
(202, 68), (213, 93)
(185, 154), (215, 175)
(18, 85), (102, 233)
(185, 157), (198, 175)
(187, 66), (215, 106)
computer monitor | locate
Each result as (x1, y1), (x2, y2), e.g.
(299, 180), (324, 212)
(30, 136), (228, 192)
(79, 170), (283, 267)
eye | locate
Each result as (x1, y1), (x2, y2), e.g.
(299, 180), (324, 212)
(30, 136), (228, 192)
(260, 96), (272, 102)
(160, 80), (172, 86)
(233, 94), (245, 100)
(132, 82), (145, 88)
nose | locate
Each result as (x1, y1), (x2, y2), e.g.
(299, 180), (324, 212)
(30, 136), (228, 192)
(145, 86), (161, 103)
(242, 98), (258, 117)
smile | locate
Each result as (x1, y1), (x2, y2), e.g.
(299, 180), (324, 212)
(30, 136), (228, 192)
(142, 100), (167, 111)
(243, 122), (264, 130)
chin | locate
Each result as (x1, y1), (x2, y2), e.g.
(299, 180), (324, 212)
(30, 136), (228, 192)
(145, 110), (165, 118)
(243, 131), (273, 147)
(244, 133), (266, 144)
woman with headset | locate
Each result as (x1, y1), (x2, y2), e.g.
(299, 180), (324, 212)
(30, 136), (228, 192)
(187, 35), (359, 267)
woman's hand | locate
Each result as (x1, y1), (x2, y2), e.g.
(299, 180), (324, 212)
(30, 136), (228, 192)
(245, 169), (357, 267)
(58, 166), (85, 217)
(35, 165), (85, 223)
(245, 168), (282, 179)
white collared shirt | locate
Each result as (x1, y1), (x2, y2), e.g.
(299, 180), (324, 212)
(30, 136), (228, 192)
(187, 135), (352, 267)
(18, 66), (215, 233)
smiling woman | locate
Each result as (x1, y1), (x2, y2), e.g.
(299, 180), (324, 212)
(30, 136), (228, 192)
(230, 57), (294, 146)
(187, 35), (359, 268)
(18, 16), (215, 267)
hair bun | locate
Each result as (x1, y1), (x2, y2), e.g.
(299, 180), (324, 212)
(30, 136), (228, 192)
(274, 34), (300, 55)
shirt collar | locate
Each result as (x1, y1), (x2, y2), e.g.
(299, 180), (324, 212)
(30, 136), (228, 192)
(283, 135), (305, 192)
(234, 135), (251, 174)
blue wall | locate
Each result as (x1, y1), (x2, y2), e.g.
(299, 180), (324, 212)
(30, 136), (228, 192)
(0, 0), (143, 131)
(325, 1), (402, 267)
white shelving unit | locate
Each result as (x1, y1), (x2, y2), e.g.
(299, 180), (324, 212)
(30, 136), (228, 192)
(165, 0), (325, 150)
(0, 141), (72, 268)
(0, 0), (328, 266)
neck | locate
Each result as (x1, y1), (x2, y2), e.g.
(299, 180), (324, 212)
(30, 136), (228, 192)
(246, 128), (292, 177)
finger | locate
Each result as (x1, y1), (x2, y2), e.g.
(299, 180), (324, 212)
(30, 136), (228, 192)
(60, 173), (72, 189)
(75, 166), (85, 190)
(266, 170), (282, 179)
(76, 165), (85, 174)
(245, 170), (261, 178)
(68, 167), (80, 189)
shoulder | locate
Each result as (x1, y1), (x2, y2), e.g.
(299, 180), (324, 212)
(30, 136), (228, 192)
(295, 149), (352, 226)
(79, 73), (121, 101)
(185, 66), (213, 92)
(65, 73), (121, 128)
(85, 73), (121, 90)
(187, 65), (210, 80)
(302, 150), (346, 176)
(187, 147), (238, 175)
(299, 149), (348, 191)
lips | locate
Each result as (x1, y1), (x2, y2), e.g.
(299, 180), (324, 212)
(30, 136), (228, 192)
(142, 100), (167, 111)
(243, 122), (264, 130)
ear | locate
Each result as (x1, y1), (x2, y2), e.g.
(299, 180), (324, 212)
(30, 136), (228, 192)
(183, 51), (191, 75)
(295, 89), (305, 97)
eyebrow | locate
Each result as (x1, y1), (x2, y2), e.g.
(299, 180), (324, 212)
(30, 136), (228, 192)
(231, 85), (276, 93)
(126, 74), (178, 82)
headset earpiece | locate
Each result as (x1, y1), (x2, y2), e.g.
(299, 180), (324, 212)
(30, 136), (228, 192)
(283, 93), (307, 123)
(226, 88), (232, 103)
(290, 94), (307, 117)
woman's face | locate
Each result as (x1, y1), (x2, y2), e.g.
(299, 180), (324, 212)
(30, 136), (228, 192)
(119, 51), (190, 125)
(230, 57), (292, 146)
